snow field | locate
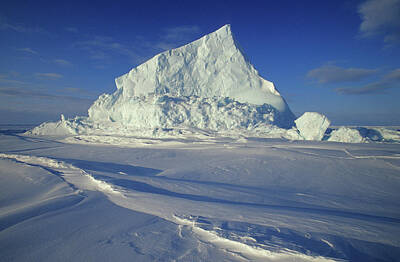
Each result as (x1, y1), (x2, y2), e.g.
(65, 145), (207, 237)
(1, 132), (400, 261)
(0, 152), (336, 261)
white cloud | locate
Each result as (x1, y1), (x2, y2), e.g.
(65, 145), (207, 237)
(65, 27), (78, 33)
(0, 72), (28, 85)
(0, 76), (27, 85)
(0, 86), (93, 124)
(336, 82), (392, 95)
(16, 48), (38, 55)
(307, 65), (378, 84)
(0, 19), (46, 34)
(358, 0), (400, 46)
(72, 25), (201, 67)
(74, 36), (142, 62)
(335, 68), (400, 95)
(154, 25), (201, 51)
(35, 73), (63, 79)
(54, 59), (72, 66)
(0, 86), (91, 101)
(163, 25), (201, 42)
(384, 68), (400, 80)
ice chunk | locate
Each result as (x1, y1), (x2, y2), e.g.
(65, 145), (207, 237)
(370, 127), (400, 142)
(295, 112), (330, 141)
(328, 127), (364, 143)
(27, 120), (77, 136)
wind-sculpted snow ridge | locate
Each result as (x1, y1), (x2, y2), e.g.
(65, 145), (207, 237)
(173, 216), (337, 262)
(0, 153), (123, 197)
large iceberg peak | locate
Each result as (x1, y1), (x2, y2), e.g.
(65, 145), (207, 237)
(204, 23), (232, 39)
(102, 24), (293, 116)
(88, 25), (295, 129)
(64, 24), (299, 133)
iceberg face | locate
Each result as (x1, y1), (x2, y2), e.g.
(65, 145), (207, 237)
(88, 24), (295, 129)
(89, 95), (286, 130)
(295, 112), (330, 141)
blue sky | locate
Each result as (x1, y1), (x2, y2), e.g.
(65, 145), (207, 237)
(1, 0), (399, 125)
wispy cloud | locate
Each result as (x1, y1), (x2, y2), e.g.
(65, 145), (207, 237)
(336, 82), (391, 95)
(0, 73), (27, 85)
(0, 19), (46, 34)
(358, 0), (400, 46)
(35, 73), (63, 79)
(74, 36), (143, 62)
(335, 68), (400, 95)
(72, 25), (201, 67)
(15, 49), (72, 67)
(16, 47), (38, 55)
(62, 87), (97, 95)
(307, 65), (378, 84)
(0, 71), (96, 102)
(54, 59), (72, 66)
(154, 25), (201, 51)
(163, 25), (201, 41)
(384, 68), (400, 80)
(65, 27), (78, 33)
(0, 86), (92, 102)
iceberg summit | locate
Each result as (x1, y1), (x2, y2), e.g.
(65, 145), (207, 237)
(30, 24), (299, 138)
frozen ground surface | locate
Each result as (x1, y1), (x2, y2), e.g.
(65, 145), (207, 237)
(1, 128), (400, 261)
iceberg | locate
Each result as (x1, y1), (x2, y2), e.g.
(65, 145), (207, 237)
(29, 25), (297, 137)
(295, 112), (330, 141)
(88, 24), (295, 129)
